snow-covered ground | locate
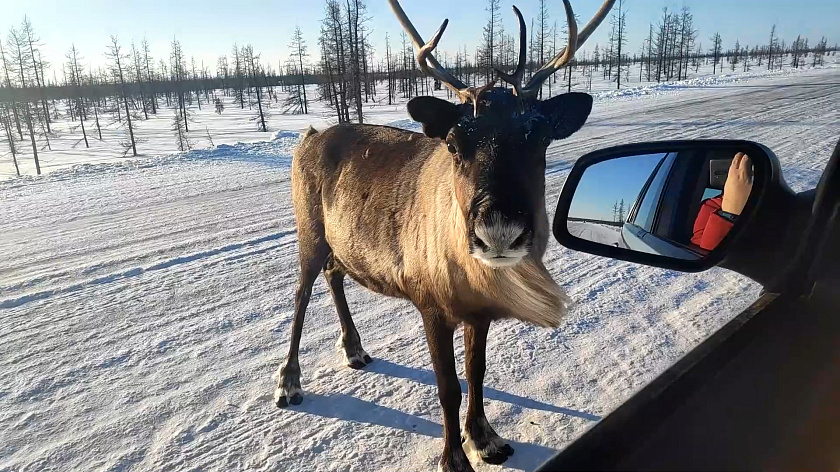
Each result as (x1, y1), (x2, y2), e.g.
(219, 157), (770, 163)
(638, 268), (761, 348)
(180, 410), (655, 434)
(1, 65), (839, 472)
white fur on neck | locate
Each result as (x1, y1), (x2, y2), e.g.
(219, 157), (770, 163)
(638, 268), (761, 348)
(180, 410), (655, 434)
(447, 185), (570, 328)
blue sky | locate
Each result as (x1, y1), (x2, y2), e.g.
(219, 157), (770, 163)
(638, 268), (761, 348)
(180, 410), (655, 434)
(1, 0), (837, 77)
(569, 152), (665, 221)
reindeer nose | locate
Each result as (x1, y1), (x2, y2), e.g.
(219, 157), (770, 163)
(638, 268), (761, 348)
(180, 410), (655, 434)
(473, 212), (529, 256)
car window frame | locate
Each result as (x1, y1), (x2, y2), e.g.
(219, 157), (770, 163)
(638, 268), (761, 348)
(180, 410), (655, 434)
(628, 154), (668, 224)
(635, 151), (678, 232)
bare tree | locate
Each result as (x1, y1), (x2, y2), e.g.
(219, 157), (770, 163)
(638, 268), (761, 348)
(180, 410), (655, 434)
(791, 35), (806, 69)
(481, 0), (504, 83)
(676, 7), (696, 80)
(345, 0), (367, 123)
(170, 38), (189, 132)
(385, 33), (395, 105)
(131, 41), (149, 119)
(730, 39), (741, 71)
(605, 19), (615, 80)
(711, 32), (723, 74)
(171, 109), (192, 151)
(87, 66), (102, 140)
(216, 55), (229, 94)
(0, 105), (19, 175)
(813, 37), (828, 67)
(0, 36), (23, 141)
(611, 0), (627, 89)
(767, 25), (778, 70)
(744, 45), (752, 69)
(776, 39), (786, 71)
(106, 35), (137, 157)
(21, 17), (51, 134)
(289, 26), (309, 114)
(231, 44), (246, 109)
(190, 57), (201, 110)
(141, 38), (157, 114)
(654, 7), (669, 82)
(245, 46), (268, 131)
(319, 0), (353, 122)
(66, 44), (89, 148)
(318, 1), (346, 121)
(0, 37), (20, 174)
(613, 199), (626, 223)
(536, 0), (549, 98)
(7, 26), (41, 173)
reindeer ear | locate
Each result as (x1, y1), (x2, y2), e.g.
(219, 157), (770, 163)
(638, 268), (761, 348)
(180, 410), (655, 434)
(538, 92), (593, 140)
(407, 96), (461, 140)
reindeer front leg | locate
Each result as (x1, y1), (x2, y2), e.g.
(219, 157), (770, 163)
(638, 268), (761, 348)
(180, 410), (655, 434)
(463, 319), (514, 465)
(420, 307), (475, 472)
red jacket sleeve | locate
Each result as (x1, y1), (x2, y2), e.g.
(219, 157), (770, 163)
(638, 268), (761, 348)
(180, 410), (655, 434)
(691, 196), (734, 251)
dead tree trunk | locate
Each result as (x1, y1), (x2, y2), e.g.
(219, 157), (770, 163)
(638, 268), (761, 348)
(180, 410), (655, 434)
(23, 104), (41, 174)
(252, 58), (267, 132)
(108, 36), (137, 157)
(1, 107), (20, 176)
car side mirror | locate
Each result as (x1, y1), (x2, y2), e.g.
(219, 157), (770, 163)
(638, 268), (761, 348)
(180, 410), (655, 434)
(553, 140), (779, 273)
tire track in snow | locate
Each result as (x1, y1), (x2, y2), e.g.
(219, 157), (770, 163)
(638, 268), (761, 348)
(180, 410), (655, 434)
(0, 230), (295, 310)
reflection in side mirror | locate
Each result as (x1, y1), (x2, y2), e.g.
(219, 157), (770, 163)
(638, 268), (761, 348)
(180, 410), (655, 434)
(564, 144), (758, 262)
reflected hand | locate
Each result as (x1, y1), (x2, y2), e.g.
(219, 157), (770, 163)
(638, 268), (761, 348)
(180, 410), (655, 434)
(722, 152), (753, 215)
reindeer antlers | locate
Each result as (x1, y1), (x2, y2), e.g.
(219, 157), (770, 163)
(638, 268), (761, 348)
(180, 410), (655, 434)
(388, 0), (503, 111)
(495, 6), (528, 99)
(499, 0), (615, 99)
(389, 0), (616, 107)
(387, 0), (472, 103)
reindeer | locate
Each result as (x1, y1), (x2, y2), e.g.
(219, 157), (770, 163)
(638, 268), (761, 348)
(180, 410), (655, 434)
(275, 1), (614, 470)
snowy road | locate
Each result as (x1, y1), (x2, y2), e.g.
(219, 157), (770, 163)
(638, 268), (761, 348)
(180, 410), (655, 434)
(1, 68), (838, 471)
(567, 221), (626, 248)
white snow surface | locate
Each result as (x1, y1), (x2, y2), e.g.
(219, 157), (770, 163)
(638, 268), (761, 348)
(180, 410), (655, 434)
(1, 67), (839, 472)
(567, 222), (625, 248)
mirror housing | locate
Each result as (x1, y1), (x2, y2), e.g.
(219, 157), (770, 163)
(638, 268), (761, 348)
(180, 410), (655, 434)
(554, 140), (801, 284)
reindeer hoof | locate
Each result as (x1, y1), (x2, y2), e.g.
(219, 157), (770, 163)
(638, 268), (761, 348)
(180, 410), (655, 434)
(479, 444), (514, 465)
(274, 386), (303, 408)
(462, 424), (514, 465)
(339, 343), (373, 369)
(347, 354), (373, 369)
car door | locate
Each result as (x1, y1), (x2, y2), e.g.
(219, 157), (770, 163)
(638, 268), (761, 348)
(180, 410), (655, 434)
(543, 138), (840, 471)
(622, 152), (702, 259)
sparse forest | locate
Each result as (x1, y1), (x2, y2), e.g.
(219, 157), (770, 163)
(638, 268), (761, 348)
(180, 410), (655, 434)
(0, 4), (837, 175)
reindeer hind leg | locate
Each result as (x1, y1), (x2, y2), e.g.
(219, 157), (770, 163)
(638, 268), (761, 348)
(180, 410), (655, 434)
(274, 220), (330, 408)
(323, 253), (372, 369)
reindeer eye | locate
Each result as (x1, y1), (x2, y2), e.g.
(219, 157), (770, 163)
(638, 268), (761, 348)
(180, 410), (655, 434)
(447, 142), (457, 154)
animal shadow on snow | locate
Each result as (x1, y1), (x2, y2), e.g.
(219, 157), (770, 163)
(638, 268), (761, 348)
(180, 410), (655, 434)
(367, 359), (601, 422)
(370, 360), (601, 470)
(291, 359), (600, 471)
(294, 391), (442, 437)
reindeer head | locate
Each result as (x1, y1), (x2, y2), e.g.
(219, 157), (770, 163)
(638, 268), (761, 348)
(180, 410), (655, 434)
(391, 0), (614, 268)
